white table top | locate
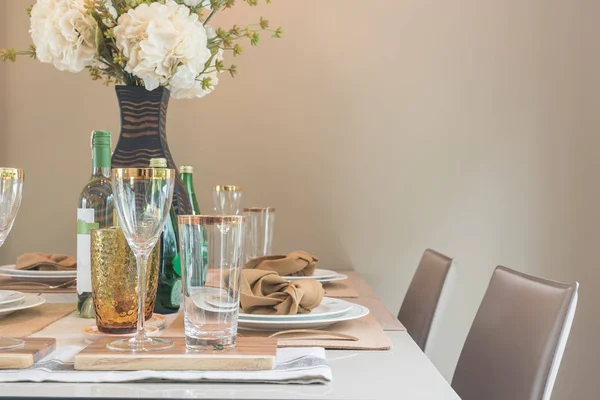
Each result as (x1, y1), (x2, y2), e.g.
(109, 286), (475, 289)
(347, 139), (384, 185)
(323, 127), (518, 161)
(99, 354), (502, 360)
(0, 295), (460, 399)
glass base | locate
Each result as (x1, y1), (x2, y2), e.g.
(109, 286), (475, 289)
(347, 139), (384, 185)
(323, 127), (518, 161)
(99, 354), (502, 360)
(106, 336), (174, 352)
(0, 337), (25, 350)
(186, 335), (236, 350)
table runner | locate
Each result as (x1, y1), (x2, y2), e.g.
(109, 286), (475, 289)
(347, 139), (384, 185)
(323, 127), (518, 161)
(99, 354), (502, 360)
(0, 312), (332, 384)
(0, 304), (76, 337)
(343, 271), (405, 331)
(165, 313), (392, 351)
(0, 277), (75, 293)
(322, 279), (359, 298)
(0, 344), (331, 384)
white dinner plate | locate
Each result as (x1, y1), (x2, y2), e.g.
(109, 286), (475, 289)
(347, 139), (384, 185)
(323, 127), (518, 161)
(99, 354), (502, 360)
(0, 294), (46, 318)
(239, 297), (354, 321)
(0, 290), (26, 308)
(238, 303), (369, 331)
(0, 264), (76, 277)
(317, 274), (349, 283)
(282, 269), (339, 281)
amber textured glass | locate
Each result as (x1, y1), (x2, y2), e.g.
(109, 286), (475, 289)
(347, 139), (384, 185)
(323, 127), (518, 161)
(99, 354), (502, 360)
(91, 227), (159, 334)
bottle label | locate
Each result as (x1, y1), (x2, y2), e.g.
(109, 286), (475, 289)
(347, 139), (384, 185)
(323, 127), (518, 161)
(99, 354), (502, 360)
(77, 209), (98, 294)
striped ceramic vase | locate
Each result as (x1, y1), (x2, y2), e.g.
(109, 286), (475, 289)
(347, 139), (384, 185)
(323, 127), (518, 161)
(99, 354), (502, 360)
(112, 85), (192, 215)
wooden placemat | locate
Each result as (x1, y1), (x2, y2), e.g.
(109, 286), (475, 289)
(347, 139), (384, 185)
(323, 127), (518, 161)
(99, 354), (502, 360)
(0, 303), (76, 337)
(323, 279), (359, 298)
(0, 338), (56, 369)
(74, 337), (277, 371)
(165, 313), (391, 350)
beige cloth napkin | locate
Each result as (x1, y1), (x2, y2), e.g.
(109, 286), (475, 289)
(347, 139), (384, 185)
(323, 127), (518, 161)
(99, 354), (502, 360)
(240, 269), (324, 315)
(15, 253), (76, 271)
(244, 251), (318, 277)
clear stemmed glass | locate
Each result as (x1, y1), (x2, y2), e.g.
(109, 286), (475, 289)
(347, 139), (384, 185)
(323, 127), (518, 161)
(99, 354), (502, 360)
(0, 167), (25, 350)
(108, 168), (175, 352)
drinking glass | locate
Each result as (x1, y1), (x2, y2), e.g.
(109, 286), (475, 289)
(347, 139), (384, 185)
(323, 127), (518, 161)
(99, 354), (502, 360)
(179, 215), (245, 350)
(213, 185), (242, 215)
(108, 168), (174, 352)
(244, 207), (275, 261)
(90, 227), (160, 334)
(0, 168), (25, 350)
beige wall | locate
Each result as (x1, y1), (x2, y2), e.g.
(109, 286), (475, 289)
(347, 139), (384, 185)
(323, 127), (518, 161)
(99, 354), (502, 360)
(1, 1), (598, 397)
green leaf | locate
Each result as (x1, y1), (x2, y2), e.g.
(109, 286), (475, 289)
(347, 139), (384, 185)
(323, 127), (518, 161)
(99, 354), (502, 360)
(95, 24), (110, 59)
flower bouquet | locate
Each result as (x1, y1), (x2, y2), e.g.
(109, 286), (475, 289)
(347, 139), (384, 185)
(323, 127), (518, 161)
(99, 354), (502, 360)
(1, 0), (282, 214)
(2, 0), (281, 98)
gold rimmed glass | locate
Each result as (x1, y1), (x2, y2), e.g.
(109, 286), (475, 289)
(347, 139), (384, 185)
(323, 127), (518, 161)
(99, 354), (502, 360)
(244, 207), (275, 262)
(108, 168), (175, 352)
(0, 168), (25, 350)
(178, 215), (245, 350)
(213, 185), (243, 215)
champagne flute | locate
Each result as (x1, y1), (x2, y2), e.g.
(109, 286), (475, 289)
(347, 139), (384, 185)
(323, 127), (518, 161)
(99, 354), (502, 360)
(108, 168), (175, 352)
(0, 168), (25, 350)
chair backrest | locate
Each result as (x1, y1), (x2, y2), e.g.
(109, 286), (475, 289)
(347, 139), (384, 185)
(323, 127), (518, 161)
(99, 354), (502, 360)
(397, 248), (453, 351)
(452, 266), (579, 400)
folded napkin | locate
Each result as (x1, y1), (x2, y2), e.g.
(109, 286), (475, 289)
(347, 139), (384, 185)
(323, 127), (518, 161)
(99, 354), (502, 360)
(15, 253), (76, 271)
(244, 251), (318, 277)
(240, 269), (324, 315)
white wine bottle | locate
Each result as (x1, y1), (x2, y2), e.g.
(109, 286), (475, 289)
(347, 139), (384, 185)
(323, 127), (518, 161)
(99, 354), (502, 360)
(77, 130), (114, 318)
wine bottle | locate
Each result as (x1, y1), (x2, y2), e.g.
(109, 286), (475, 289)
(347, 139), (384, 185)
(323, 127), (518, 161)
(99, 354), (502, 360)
(77, 130), (114, 318)
(180, 166), (200, 215)
(150, 158), (182, 314)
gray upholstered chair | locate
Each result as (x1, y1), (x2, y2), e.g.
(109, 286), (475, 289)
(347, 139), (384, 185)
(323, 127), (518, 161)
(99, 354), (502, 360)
(452, 266), (578, 400)
(397, 248), (454, 351)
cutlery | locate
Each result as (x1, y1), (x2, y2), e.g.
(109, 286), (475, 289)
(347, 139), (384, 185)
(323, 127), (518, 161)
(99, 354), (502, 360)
(0, 279), (77, 290)
(267, 329), (359, 341)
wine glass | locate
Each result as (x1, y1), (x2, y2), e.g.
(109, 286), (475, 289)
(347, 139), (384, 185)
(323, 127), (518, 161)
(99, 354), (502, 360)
(108, 168), (175, 352)
(0, 167), (25, 350)
(213, 185), (242, 215)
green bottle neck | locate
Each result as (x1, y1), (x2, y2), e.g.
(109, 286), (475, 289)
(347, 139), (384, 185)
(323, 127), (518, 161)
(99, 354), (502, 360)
(181, 173), (195, 194)
(92, 145), (111, 178)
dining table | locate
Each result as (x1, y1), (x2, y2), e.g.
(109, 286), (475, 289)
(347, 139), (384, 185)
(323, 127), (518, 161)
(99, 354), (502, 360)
(0, 271), (460, 400)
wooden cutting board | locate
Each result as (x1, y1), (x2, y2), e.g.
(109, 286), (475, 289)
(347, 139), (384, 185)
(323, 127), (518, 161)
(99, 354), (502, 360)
(74, 337), (277, 371)
(0, 338), (56, 369)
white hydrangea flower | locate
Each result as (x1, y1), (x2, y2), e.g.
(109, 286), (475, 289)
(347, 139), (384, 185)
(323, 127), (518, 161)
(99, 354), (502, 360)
(169, 26), (224, 99)
(29, 0), (98, 73)
(114, 0), (211, 91)
(183, 0), (209, 7)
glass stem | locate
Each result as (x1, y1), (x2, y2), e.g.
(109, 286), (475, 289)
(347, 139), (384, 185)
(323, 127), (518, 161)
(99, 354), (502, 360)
(135, 251), (150, 342)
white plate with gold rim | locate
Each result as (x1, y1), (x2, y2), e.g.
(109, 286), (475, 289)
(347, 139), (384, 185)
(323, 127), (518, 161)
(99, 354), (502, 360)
(0, 294), (45, 318)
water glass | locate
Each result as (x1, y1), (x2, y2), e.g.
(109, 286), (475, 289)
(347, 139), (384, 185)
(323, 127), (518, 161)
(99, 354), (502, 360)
(213, 185), (242, 215)
(179, 215), (245, 350)
(244, 207), (275, 261)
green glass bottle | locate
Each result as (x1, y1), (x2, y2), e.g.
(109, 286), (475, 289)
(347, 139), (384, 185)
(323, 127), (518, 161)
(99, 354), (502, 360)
(77, 130), (114, 318)
(150, 158), (182, 314)
(180, 165), (207, 285)
(180, 166), (200, 214)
